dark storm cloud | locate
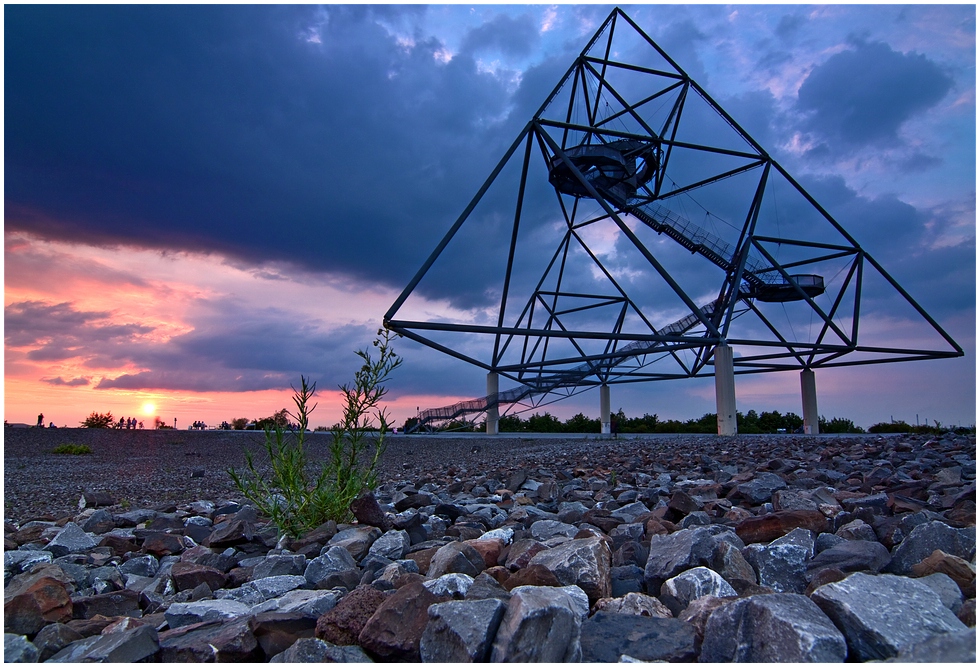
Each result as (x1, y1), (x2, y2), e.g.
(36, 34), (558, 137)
(42, 376), (91, 387)
(796, 39), (953, 149)
(5, 297), (381, 393)
(460, 13), (539, 58)
(5, 301), (152, 353)
(3, 5), (523, 306)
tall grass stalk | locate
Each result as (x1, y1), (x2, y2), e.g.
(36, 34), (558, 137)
(229, 329), (401, 538)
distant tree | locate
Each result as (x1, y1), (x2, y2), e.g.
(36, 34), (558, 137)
(402, 417), (419, 432)
(563, 412), (600, 433)
(154, 417), (173, 429)
(231, 417), (250, 430)
(527, 412), (562, 433)
(868, 420), (912, 433)
(498, 415), (524, 432)
(820, 416), (865, 434)
(80, 411), (114, 428)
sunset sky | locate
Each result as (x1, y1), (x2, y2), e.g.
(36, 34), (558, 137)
(5, 4), (976, 430)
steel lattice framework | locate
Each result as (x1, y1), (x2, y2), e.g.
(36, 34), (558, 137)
(384, 8), (962, 427)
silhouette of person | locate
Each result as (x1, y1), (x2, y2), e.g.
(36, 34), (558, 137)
(37, 413), (44, 428)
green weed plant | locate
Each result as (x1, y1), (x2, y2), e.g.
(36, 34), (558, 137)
(52, 443), (92, 455)
(229, 329), (401, 538)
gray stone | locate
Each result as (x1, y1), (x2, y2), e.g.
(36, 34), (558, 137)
(118, 554), (159, 578)
(886, 521), (976, 575)
(593, 592), (673, 618)
(164, 599), (251, 628)
(736, 472), (788, 504)
(305, 545), (360, 590)
(423, 572), (474, 599)
(270, 637), (373, 662)
(917, 572), (964, 614)
(700, 593), (847, 662)
(815, 532), (848, 553)
(4, 634), (38, 663)
(464, 572), (511, 602)
(557, 501), (589, 524)
(580, 612), (697, 662)
(3, 549), (52, 573)
(610, 501), (651, 523)
(836, 518), (879, 541)
(806, 538), (891, 578)
(811, 572), (968, 660)
(252, 588), (343, 618)
(489, 585), (584, 662)
(44, 522), (99, 557)
(80, 509), (115, 534)
(327, 526), (382, 561)
(644, 525), (743, 595)
(529, 519), (579, 541)
(528, 535), (612, 603)
(743, 528), (814, 594)
(251, 553), (307, 579)
(31, 623), (83, 662)
(240, 574), (307, 601)
(368, 529), (411, 561)
(892, 627), (976, 663)
(45, 636), (102, 662)
(478, 526), (514, 544)
(707, 539), (757, 584)
(661, 566), (737, 611)
(427, 541), (486, 579)
(54, 625), (160, 663)
(420, 598), (507, 662)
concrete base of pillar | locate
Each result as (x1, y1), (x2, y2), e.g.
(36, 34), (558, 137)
(715, 344), (737, 436)
(600, 384), (611, 435)
(801, 368), (819, 435)
(486, 372), (499, 435)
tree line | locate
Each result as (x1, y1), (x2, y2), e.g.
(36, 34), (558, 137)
(403, 409), (972, 435)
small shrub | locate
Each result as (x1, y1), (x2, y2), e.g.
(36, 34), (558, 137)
(80, 412), (114, 428)
(53, 443), (92, 455)
(229, 328), (401, 537)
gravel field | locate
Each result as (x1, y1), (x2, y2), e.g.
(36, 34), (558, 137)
(2, 428), (629, 522)
(4, 426), (886, 524)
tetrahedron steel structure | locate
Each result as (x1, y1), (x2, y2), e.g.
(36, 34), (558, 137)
(385, 8), (962, 428)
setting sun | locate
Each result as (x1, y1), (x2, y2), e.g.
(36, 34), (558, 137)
(141, 402), (156, 416)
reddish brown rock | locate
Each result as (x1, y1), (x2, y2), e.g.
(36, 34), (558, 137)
(99, 533), (138, 556)
(358, 581), (443, 661)
(350, 492), (392, 530)
(735, 510), (829, 544)
(957, 599), (975, 627)
(405, 546), (440, 575)
(67, 614), (118, 637)
(504, 539), (548, 571)
(3, 573), (73, 635)
(170, 561), (228, 592)
(248, 611), (317, 659)
(315, 585), (389, 645)
(503, 563), (563, 590)
(465, 538), (505, 569)
(72, 589), (140, 620)
(911, 550), (977, 598)
(159, 618), (262, 662)
(483, 565), (511, 585)
(140, 531), (185, 556)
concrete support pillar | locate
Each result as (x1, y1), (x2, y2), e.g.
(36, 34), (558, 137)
(801, 368), (819, 435)
(600, 384), (611, 435)
(714, 343), (737, 436)
(486, 372), (499, 435)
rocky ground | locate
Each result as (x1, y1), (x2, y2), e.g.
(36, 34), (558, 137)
(3, 427), (976, 662)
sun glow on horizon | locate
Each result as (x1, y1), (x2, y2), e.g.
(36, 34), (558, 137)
(141, 402), (157, 416)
